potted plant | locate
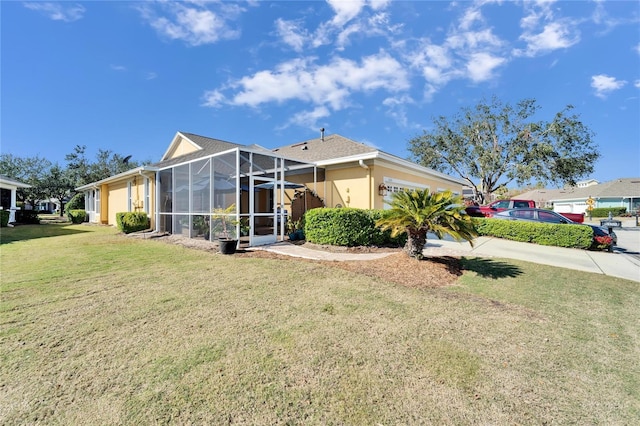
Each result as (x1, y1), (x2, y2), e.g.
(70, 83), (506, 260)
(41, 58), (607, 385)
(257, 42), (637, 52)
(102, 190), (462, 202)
(286, 218), (304, 241)
(211, 204), (239, 254)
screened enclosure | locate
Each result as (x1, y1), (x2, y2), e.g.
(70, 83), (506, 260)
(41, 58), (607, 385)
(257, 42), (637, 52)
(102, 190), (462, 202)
(156, 147), (315, 247)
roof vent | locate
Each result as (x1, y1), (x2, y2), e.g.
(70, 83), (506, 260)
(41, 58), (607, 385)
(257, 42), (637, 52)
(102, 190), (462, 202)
(320, 128), (325, 141)
(301, 145), (308, 150)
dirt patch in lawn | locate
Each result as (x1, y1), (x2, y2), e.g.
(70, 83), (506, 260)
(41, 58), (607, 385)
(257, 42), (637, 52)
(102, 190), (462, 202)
(148, 234), (462, 289)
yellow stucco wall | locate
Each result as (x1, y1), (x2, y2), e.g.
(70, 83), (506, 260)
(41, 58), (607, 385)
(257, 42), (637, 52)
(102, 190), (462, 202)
(102, 175), (155, 229)
(292, 160), (463, 210)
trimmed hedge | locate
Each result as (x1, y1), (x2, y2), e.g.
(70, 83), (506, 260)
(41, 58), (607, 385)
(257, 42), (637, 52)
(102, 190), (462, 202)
(68, 209), (86, 224)
(304, 208), (406, 247)
(0, 210), (9, 227)
(474, 217), (593, 249)
(15, 210), (40, 224)
(589, 207), (626, 218)
(116, 212), (150, 234)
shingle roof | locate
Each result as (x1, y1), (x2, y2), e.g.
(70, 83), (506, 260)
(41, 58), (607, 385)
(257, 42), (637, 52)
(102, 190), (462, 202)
(548, 178), (640, 200)
(273, 133), (377, 162)
(152, 132), (244, 168)
(518, 178), (640, 202)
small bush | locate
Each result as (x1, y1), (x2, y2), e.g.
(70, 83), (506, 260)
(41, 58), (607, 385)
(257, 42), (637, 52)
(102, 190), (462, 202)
(589, 207), (626, 218)
(15, 210), (40, 224)
(68, 209), (86, 224)
(474, 218), (593, 249)
(304, 208), (406, 247)
(116, 212), (150, 234)
(65, 193), (85, 215)
(0, 210), (9, 227)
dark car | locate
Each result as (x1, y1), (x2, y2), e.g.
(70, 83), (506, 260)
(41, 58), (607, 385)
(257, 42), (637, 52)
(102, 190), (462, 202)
(492, 208), (617, 246)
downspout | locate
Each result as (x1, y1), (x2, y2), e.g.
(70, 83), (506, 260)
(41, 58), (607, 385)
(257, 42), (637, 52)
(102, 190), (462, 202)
(358, 159), (371, 209)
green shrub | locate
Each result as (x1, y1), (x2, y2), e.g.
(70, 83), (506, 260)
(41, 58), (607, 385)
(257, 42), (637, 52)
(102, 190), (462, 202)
(589, 207), (626, 218)
(474, 218), (593, 249)
(65, 193), (85, 215)
(304, 208), (406, 247)
(15, 210), (40, 224)
(68, 209), (86, 224)
(116, 212), (150, 234)
(0, 210), (9, 227)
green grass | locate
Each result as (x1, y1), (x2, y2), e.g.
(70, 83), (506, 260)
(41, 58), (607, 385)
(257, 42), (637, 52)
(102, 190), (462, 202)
(1, 224), (639, 424)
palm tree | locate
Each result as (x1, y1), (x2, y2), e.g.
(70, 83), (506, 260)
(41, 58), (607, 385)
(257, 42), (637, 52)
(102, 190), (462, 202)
(376, 189), (477, 259)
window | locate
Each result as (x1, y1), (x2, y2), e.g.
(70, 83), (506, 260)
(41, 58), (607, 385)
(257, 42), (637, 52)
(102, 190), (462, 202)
(538, 210), (562, 223)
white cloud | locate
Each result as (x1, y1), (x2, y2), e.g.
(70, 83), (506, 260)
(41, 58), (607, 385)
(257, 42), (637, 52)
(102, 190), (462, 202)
(591, 74), (627, 98)
(110, 64), (127, 72)
(145, 72), (158, 80)
(634, 80), (640, 89)
(275, 18), (308, 52)
(23, 2), (85, 22)
(204, 51), (409, 121)
(327, 0), (366, 26)
(466, 52), (506, 82)
(405, 3), (508, 95)
(518, 21), (580, 56)
(136, 2), (243, 46)
(382, 95), (417, 129)
(283, 106), (331, 130)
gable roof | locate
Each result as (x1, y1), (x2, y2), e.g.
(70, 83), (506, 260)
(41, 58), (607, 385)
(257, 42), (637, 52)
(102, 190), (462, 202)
(273, 133), (377, 163)
(154, 132), (245, 168)
(273, 133), (468, 186)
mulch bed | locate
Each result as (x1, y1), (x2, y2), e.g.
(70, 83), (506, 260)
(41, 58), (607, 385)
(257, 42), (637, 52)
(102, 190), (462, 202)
(148, 234), (463, 289)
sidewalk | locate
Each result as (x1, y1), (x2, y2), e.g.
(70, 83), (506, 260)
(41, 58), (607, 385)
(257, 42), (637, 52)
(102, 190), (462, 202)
(255, 221), (640, 282)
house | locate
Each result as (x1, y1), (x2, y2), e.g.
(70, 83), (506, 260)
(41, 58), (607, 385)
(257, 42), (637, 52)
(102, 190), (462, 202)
(77, 131), (467, 246)
(0, 175), (31, 224)
(518, 178), (640, 214)
(549, 178), (640, 215)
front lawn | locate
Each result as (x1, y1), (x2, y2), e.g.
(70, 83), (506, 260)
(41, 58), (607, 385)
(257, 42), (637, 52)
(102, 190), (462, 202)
(1, 224), (638, 424)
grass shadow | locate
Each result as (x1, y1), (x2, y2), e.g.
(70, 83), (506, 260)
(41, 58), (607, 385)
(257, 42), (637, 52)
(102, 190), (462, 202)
(460, 257), (523, 279)
(0, 223), (92, 245)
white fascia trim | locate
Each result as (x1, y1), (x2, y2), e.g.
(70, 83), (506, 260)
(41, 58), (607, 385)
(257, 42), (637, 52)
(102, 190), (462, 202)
(376, 152), (468, 186)
(75, 165), (159, 191)
(316, 151), (467, 186)
(315, 152), (378, 167)
(160, 131), (203, 161)
(0, 177), (31, 189)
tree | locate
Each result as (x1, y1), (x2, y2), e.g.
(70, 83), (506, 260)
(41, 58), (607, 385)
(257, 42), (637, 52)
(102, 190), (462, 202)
(408, 97), (600, 204)
(376, 189), (477, 259)
(66, 145), (141, 187)
(41, 164), (75, 216)
(0, 153), (51, 207)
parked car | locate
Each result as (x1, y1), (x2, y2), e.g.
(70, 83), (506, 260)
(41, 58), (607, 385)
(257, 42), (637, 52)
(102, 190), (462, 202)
(466, 199), (585, 223)
(492, 208), (617, 246)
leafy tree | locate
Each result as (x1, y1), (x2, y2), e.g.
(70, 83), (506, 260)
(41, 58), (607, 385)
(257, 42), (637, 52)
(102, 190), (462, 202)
(0, 153), (51, 207)
(376, 189), (477, 259)
(65, 145), (140, 187)
(41, 164), (75, 216)
(408, 97), (599, 204)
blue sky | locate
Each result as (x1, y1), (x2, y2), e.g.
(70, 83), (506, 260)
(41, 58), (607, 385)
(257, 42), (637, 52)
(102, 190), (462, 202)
(2, 0), (639, 186)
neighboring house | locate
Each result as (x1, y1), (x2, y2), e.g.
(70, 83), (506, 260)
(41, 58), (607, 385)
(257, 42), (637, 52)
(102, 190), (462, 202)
(549, 178), (640, 215)
(518, 178), (640, 214)
(576, 179), (599, 188)
(0, 175), (31, 224)
(77, 131), (467, 247)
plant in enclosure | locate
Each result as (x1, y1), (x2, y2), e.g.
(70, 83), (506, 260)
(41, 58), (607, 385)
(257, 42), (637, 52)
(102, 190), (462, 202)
(376, 189), (477, 259)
